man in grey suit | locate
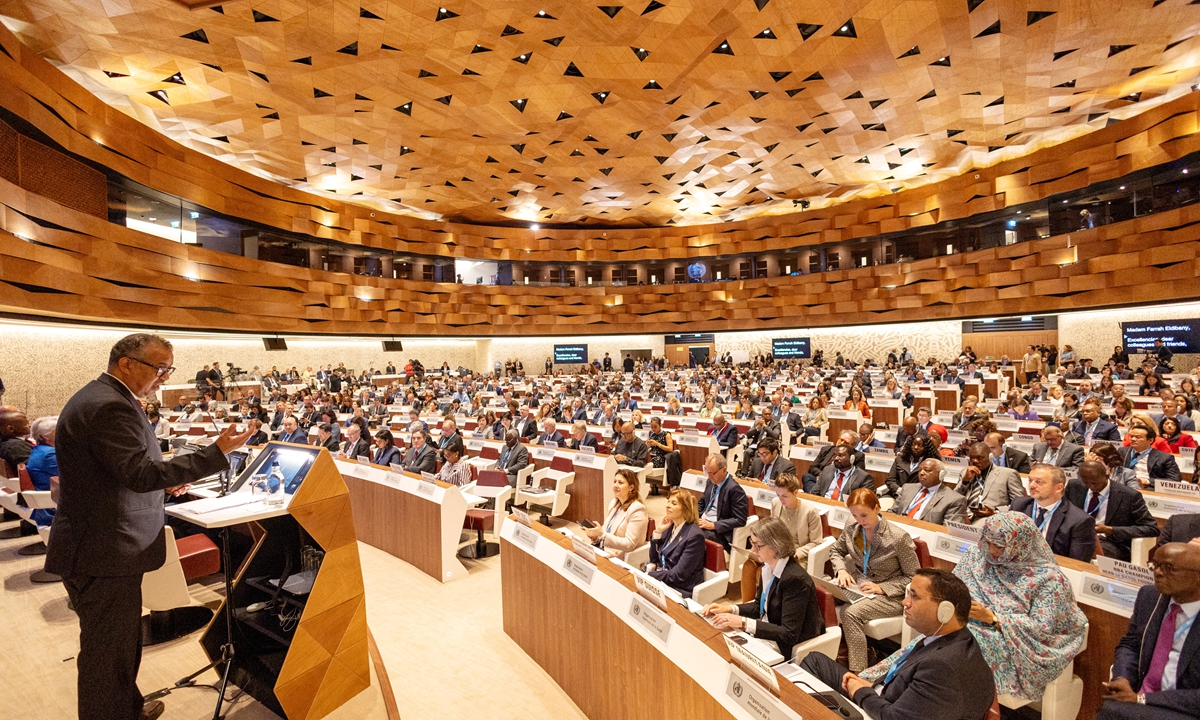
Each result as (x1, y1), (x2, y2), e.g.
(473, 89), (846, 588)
(45, 334), (254, 720)
(812, 446), (875, 502)
(402, 429), (438, 475)
(893, 458), (968, 525)
(959, 442), (1027, 525)
(497, 429), (530, 487)
(1031, 426), (1085, 468)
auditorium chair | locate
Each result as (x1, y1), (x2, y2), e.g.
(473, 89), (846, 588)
(625, 519), (656, 569)
(1128, 537), (1155, 567)
(998, 625), (1088, 720)
(12, 465), (54, 556)
(140, 526), (219, 646)
(520, 455), (574, 524)
(725, 444), (744, 476)
(861, 538), (933, 645)
(467, 443), (500, 472)
(790, 586), (842, 664)
(728, 514), (759, 582)
(691, 539), (731, 606)
(458, 471), (512, 559)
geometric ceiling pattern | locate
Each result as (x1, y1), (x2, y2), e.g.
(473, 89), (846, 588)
(3, 0), (1200, 228)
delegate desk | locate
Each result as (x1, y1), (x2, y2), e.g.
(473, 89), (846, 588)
(500, 518), (853, 720)
(515, 443), (620, 524)
(165, 445), (370, 720)
(337, 459), (484, 583)
(676, 432), (720, 473)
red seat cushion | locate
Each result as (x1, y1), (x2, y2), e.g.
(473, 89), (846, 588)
(704, 539), (726, 572)
(463, 509), (494, 532)
(913, 538), (932, 568)
(176, 533), (220, 581)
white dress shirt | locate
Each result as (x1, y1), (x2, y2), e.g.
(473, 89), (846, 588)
(1161, 599), (1200, 691)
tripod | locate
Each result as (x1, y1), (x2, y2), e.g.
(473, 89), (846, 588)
(144, 468), (240, 719)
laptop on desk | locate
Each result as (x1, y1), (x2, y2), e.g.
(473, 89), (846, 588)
(812, 575), (876, 605)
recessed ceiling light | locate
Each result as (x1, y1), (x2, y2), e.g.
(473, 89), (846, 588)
(1120, 185), (1126, 190)
(531, 223), (540, 230)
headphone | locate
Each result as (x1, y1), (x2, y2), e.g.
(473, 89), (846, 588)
(936, 600), (956, 625)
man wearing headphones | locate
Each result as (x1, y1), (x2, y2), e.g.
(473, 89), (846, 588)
(800, 568), (995, 720)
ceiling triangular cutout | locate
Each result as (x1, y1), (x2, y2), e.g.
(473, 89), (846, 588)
(292, 56), (312, 65)
(557, 111), (573, 120)
(514, 52), (532, 64)
(210, 5), (222, 12)
(628, 130), (642, 139)
(1055, 79), (1076, 87)
(832, 20), (856, 38)
(804, 71), (823, 81)
(1130, 66), (1152, 75)
(535, 9), (556, 17)
(644, 79), (663, 89)
(163, 72), (185, 85)
(898, 147), (913, 155)
(436, 7), (458, 20)
(418, 69), (437, 77)
(662, 132), (677, 141)
(930, 55), (951, 66)
(249, 70), (269, 82)
(502, 24), (522, 36)
(564, 62), (584, 76)
(1051, 106), (1070, 113)
(755, 28), (776, 39)
(714, 40), (734, 55)
(434, 95), (452, 105)
(749, 90), (768, 99)
(844, 90), (863, 99)
(338, 42), (358, 55)
(1004, 132), (1021, 140)
(869, 98), (888, 109)
(573, 149), (587, 157)
(395, 102), (412, 115)
(643, 0), (665, 14)
(103, 70), (128, 78)
(211, 135), (229, 143)
(462, 68), (480, 75)
(985, 95), (1004, 106)
(967, 0), (985, 11)
(1027, 10), (1055, 25)
(630, 46), (651, 61)
(976, 20), (1000, 38)
(750, 116), (765, 122)
(754, 0), (770, 8)
(181, 28), (209, 43)
(1088, 112), (1108, 121)
(381, 44), (401, 51)
(544, 36), (565, 46)
(797, 23), (822, 40)
(1053, 48), (1077, 60)
(509, 98), (527, 112)
(472, 44), (492, 53)
(511, 143), (525, 153)
(592, 91), (610, 104)
(1165, 38), (1188, 51)
(821, 127), (835, 134)
(600, 167), (613, 176)
(252, 10), (278, 22)
(898, 45), (919, 58)
(313, 88), (332, 98)
(598, 6), (622, 18)
(946, 128), (963, 137)
(147, 90), (169, 104)
(796, 122), (812, 131)
(354, 93), (371, 101)
(769, 71), (792, 82)
(785, 88), (804, 97)
(1109, 44), (1134, 56)
(360, 7), (382, 19)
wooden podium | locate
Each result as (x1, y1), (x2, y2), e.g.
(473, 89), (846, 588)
(198, 446), (370, 720)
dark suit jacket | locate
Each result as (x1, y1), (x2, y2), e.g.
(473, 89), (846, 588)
(735, 559), (824, 660)
(1064, 479), (1159, 560)
(1010, 496), (1097, 561)
(1069, 418), (1122, 443)
(698, 475), (749, 550)
(372, 445), (401, 467)
(319, 435), (340, 452)
(1159, 513), (1200, 547)
(852, 627), (995, 720)
(810, 444), (866, 476)
(648, 522), (706, 597)
(709, 423), (739, 448)
(247, 431), (269, 447)
(813, 466), (875, 502)
(1110, 584), (1200, 716)
(403, 444), (437, 475)
(1031, 441), (1086, 468)
(277, 428), (308, 444)
(46, 374), (230, 577)
(514, 416), (538, 440)
(342, 437), (371, 460)
(1118, 446), (1182, 483)
(536, 431), (566, 446)
(995, 446), (1032, 475)
(570, 408), (588, 422)
(613, 436), (648, 465)
(497, 442), (530, 479)
(567, 433), (598, 450)
(739, 455), (793, 483)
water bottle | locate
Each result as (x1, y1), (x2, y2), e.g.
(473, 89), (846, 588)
(266, 460), (286, 507)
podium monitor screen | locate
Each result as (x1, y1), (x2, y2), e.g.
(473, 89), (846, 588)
(232, 442), (320, 495)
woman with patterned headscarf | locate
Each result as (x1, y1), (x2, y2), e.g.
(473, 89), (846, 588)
(953, 512), (1087, 701)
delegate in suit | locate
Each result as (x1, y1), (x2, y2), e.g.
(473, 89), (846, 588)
(812, 446), (875, 503)
(46, 334), (254, 720)
(403, 430), (438, 475)
(893, 458), (968, 525)
(1010, 465), (1097, 562)
(1064, 461), (1159, 562)
(697, 453), (749, 551)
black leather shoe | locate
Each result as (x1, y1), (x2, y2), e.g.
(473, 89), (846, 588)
(140, 699), (165, 720)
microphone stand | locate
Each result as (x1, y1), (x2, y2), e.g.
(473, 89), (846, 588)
(144, 464), (239, 719)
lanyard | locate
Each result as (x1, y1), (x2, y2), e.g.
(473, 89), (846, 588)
(883, 642), (917, 685)
(861, 527), (872, 576)
(1086, 487), (1109, 517)
(759, 571), (775, 617)
(905, 488), (930, 516)
(1174, 607), (1197, 645)
(605, 504), (625, 535)
(1035, 500), (1059, 531)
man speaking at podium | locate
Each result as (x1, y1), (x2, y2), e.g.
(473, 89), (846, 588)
(46, 333), (254, 720)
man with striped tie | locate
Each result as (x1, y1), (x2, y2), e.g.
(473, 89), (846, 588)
(1064, 461), (1158, 561)
(892, 459), (968, 525)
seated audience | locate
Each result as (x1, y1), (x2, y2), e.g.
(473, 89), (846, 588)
(914, 406), (948, 443)
(956, 512), (1088, 702)
(983, 431), (1032, 474)
(882, 433), (938, 497)
(704, 517), (825, 660)
(1088, 443), (1141, 490)
(340, 421), (370, 460)
(436, 437), (472, 487)
(24, 415), (58, 527)
(1065, 461), (1159, 561)
(582, 468), (648, 561)
(958, 442), (1026, 525)
(1157, 513), (1200, 548)
(709, 412), (739, 448)
(563, 420), (598, 451)
(1011, 465), (1098, 561)
(1119, 425), (1182, 487)
(739, 473), (823, 600)
(813, 446), (874, 503)
(498, 429), (530, 487)
(277, 415), (306, 444)
(402, 429), (438, 475)
(697, 453), (748, 551)
(1159, 416), (1197, 454)
(831, 488), (920, 672)
(798, 396), (828, 442)
(737, 437), (791, 484)
(1031, 425), (1085, 468)
(1070, 399), (1123, 444)
(893, 458), (968, 525)
(801, 568), (994, 720)
(612, 421), (648, 466)
(245, 418), (268, 446)
(1098, 542), (1200, 720)
(372, 428), (402, 466)
(646, 488), (707, 597)
(536, 418), (565, 446)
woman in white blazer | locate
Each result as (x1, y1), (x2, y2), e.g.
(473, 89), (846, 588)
(583, 468), (648, 560)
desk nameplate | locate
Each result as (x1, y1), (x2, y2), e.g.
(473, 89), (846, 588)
(628, 595), (673, 645)
(752, 488), (775, 510)
(681, 472), (708, 493)
(826, 507), (852, 528)
(1080, 572), (1138, 613)
(932, 532), (973, 562)
(532, 447), (556, 461)
(1096, 557), (1154, 587)
(725, 666), (801, 720)
(724, 635), (782, 694)
(562, 553), (596, 586)
(1155, 479), (1200, 498)
(1143, 494), (1200, 518)
(511, 523), (540, 552)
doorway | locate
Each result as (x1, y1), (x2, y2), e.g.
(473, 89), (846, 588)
(688, 346), (711, 367)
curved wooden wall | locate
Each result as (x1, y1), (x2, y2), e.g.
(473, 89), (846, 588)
(0, 23), (1199, 336)
(2, 21), (1200, 265)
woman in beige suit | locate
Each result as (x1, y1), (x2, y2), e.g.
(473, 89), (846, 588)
(583, 468), (648, 560)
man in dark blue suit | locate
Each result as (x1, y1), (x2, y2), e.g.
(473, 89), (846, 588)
(277, 415), (307, 444)
(1070, 401), (1122, 445)
(1010, 464), (1097, 561)
(1065, 461), (1159, 561)
(697, 453), (748, 551)
(46, 334), (254, 720)
(1099, 542), (1200, 719)
(708, 413), (739, 449)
